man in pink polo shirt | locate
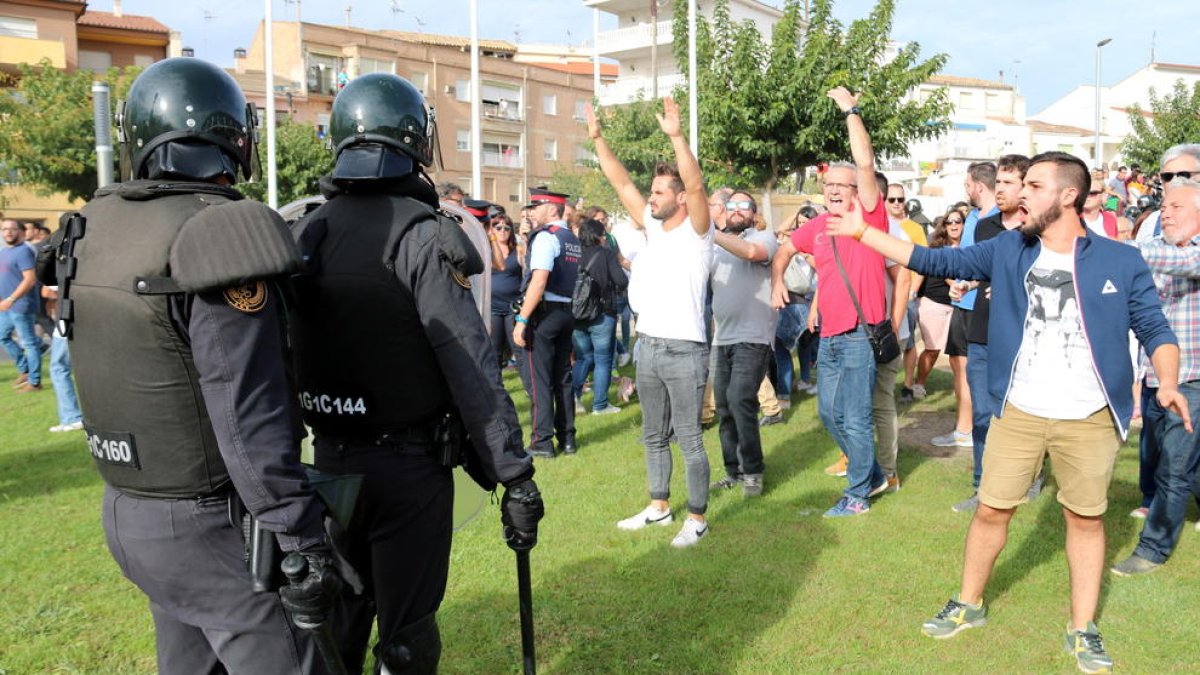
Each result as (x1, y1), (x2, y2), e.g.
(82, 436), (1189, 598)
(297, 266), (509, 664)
(771, 86), (889, 517)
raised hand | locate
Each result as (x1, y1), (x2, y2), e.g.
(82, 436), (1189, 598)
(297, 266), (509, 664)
(585, 102), (602, 140)
(827, 86), (860, 113)
(655, 96), (682, 138)
(824, 198), (863, 238)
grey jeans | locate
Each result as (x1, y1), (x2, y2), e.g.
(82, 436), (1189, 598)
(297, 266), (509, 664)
(637, 336), (711, 515)
(873, 352), (901, 477)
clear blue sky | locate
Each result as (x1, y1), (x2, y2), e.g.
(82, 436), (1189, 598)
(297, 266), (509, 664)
(112, 0), (1199, 115)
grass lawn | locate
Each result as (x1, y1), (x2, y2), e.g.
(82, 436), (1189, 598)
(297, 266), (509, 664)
(1, 359), (1198, 674)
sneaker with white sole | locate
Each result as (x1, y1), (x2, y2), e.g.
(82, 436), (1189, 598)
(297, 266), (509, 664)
(617, 352), (632, 367)
(1064, 622), (1113, 674)
(951, 492), (980, 513)
(592, 404), (622, 415)
(617, 505), (674, 530)
(867, 477), (890, 498)
(49, 421), (84, 433)
(931, 430), (973, 448)
(922, 595), (987, 639)
(670, 518), (708, 548)
(1129, 506), (1149, 519)
(911, 384), (927, 399)
(742, 474), (763, 497)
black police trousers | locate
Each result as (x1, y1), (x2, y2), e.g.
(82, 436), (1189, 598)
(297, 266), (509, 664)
(101, 486), (325, 674)
(314, 435), (453, 674)
(517, 302), (576, 452)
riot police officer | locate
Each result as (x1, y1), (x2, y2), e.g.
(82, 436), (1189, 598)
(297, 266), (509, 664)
(288, 73), (544, 674)
(512, 187), (581, 457)
(45, 58), (339, 673)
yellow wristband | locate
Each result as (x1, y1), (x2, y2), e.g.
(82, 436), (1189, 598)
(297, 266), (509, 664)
(852, 224), (868, 241)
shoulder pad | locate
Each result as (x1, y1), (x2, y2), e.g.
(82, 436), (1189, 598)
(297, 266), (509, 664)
(169, 199), (301, 292)
(436, 210), (484, 277)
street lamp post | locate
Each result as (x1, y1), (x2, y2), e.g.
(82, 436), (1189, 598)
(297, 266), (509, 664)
(1094, 38), (1112, 170)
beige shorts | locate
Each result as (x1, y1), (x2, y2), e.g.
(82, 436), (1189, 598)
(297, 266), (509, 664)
(980, 403), (1120, 516)
(917, 297), (953, 351)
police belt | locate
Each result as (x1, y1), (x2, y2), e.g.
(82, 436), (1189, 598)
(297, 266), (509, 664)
(318, 422), (437, 452)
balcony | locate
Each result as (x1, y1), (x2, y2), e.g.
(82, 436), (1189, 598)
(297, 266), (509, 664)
(482, 150), (523, 169)
(595, 20), (672, 58)
(598, 73), (686, 106)
(482, 100), (523, 122)
(0, 35), (67, 72)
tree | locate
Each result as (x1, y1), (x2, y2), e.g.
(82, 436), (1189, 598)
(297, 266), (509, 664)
(0, 61), (140, 202)
(236, 119), (333, 205)
(1120, 79), (1200, 171)
(595, 0), (949, 209)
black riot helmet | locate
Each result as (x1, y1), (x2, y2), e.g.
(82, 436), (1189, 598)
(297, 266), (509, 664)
(117, 57), (257, 183)
(328, 73), (434, 180)
(905, 198), (923, 216)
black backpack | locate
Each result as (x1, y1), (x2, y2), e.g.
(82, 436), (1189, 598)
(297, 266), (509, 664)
(571, 250), (604, 323)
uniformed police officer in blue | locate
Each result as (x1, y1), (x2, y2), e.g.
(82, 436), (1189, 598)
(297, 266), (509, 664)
(50, 57), (340, 673)
(512, 187), (582, 458)
(288, 73), (544, 674)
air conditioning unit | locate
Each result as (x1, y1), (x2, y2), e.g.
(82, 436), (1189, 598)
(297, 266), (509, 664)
(444, 84), (456, 95)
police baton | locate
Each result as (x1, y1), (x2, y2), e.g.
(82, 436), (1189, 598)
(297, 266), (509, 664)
(516, 549), (536, 675)
(281, 553), (350, 675)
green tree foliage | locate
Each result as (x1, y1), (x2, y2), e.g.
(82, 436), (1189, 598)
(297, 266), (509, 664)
(1120, 79), (1200, 171)
(0, 61), (140, 202)
(236, 119), (333, 205)
(548, 162), (622, 216)
(596, 0), (949, 196)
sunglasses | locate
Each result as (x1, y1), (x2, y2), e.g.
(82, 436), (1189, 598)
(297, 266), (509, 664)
(1088, 190), (1103, 196)
(886, 197), (906, 204)
(1161, 171), (1197, 183)
(725, 200), (755, 211)
(493, 225), (512, 232)
(945, 219), (963, 225)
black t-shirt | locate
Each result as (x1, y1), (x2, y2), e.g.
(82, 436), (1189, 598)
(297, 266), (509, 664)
(491, 246), (522, 314)
(918, 274), (953, 305)
(966, 213), (1007, 344)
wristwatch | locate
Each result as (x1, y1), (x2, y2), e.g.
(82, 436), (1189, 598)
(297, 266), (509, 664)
(843, 106), (861, 118)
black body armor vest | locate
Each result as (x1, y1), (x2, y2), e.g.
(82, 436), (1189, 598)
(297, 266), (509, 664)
(289, 193), (453, 438)
(523, 224), (580, 299)
(71, 186), (230, 498)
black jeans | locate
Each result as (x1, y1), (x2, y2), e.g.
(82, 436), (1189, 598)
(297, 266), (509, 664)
(714, 342), (772, 478)
(518, 302), (576, 451)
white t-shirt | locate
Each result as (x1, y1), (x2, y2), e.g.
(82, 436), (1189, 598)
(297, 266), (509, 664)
(885, 221), (913, 342)
(1007, 245), (1107, 418)
(627, 204), (714, 342)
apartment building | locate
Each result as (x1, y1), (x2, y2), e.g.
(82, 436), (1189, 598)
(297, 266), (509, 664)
(233, 21), (601, 213)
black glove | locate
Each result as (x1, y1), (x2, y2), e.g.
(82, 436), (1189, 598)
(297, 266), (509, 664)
(279, 550), (343, 628)
(501, 479), (544, 551)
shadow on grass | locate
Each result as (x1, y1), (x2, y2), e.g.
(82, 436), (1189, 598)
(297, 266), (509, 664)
(443, 494), (834, 673)
(0, 440), (99, 502)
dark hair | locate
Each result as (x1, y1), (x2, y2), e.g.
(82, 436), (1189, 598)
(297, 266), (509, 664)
(654, 162), (684, 192)
(997, 154), (1030, 179)
(967, 161), (997, 190)
(929, 216), (951, 248)
(578, 218), (607, 247)
(584, 205), (607, 220)
(874, 171), (889, 196)
(1029, 151), (1089, 215)
(798, 205), (819, 220)
(729, 190), (758, 214)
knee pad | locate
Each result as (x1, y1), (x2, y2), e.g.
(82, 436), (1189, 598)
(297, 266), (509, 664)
(377, 613), (441, 675)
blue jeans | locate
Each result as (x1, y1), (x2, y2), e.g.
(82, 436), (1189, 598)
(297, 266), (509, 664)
(1134, 382), (1200, 563)
(966, 342), (994, 488)
(1138, 380), (1160, 508)
(817, 326), (882, 499)
(613, 294), (631, 355)
(773, 303), (808, 397)
(0, 309), (41, 386)
(637, 336), (710, 515)
(50, 334), (82, 424)
(572, 314), (616, 411)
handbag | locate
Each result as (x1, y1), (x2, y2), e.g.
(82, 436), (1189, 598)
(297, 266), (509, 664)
(830, 237), (901, 364)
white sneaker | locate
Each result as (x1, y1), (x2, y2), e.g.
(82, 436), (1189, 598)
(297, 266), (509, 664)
(617, 352), (632, 367)
(49, 421), (84, 433)
(931, 430), (972, 448)
(592, 404), (622, 415)
(670, 518), (708, 548)
(912, 384), (927, 399)
(617, 505), (674, 530)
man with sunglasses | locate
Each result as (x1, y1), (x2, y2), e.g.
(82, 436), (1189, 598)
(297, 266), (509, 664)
(770, 87), (891, 517)
(886, 184), (926, 406)
(1082, 177), (1118, 238)
(710, 191), (779, 498)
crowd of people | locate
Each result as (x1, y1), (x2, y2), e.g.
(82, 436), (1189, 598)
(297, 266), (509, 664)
(6, 60), (1199, 674)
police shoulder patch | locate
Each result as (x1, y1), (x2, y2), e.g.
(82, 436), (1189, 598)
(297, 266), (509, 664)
(223, 281), (268, 313)
(451, 269), (472, 289)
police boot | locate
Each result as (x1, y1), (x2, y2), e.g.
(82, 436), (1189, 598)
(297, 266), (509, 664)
(376, 613), (441, 675)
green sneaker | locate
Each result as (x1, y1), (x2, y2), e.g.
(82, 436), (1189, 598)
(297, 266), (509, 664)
(1064, 622), (1113, 674)
(921, 595), (987, 639)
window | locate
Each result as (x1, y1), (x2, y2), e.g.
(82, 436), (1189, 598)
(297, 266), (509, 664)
(455, 79), (470, 102)
(575, 145), (596, 166)
(307, 53), (346, 96)
(482, 133), (522, 168)
(359, 57), (395, 75)
(985, 92), (1005, 113)
(544, 139), (557, 161)
(482, 81), (523, 121)
(315, 113), (330, 139)
(0, 16), (36, 39)
(574, 99), (587, 121)
(410, 71), (429, 96)
(79, 50), (113, 73)
(456, 130), (470, 152)
(957, 91), (974, 110)
(133, 54), (155, 68)
(542, 94), (557, 116)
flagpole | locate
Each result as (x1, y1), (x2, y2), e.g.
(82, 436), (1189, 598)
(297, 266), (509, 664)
(264, 0), (278, 208)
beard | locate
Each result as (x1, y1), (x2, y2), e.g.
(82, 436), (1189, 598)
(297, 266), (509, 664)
(725, 214), (753, 233)
(651, 201), (680, 221)
(1019, 202), (1060, 241)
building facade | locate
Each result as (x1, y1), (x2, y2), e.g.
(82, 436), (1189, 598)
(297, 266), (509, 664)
(234, 21), (600, 213)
